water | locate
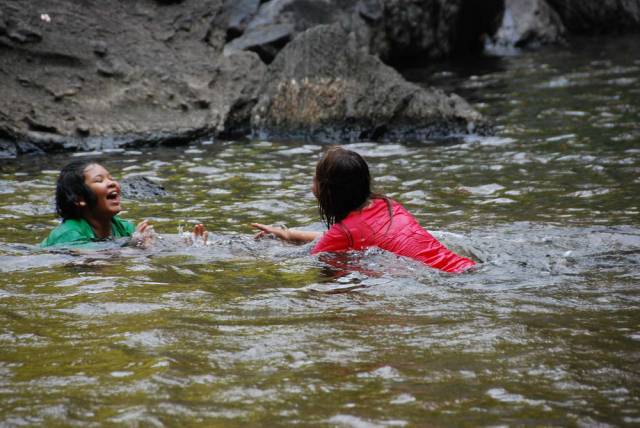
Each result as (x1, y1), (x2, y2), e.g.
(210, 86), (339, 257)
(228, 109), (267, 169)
(1, 36), (639, 426)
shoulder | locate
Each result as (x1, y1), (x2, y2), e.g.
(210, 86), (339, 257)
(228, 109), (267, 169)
(112, 216), (135, 237)
(41, 218), (93, 247)
(311, 223), (351, 254)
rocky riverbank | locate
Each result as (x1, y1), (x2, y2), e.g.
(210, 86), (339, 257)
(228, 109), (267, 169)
(0, 0), (638, 158)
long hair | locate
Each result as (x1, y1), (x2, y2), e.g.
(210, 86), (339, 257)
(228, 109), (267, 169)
(55, 159), (98, 219)
(315, 146), (390, 228)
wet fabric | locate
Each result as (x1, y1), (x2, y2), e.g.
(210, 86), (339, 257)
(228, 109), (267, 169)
(41, 216), (135, 247)
(312, 198), (475, 273)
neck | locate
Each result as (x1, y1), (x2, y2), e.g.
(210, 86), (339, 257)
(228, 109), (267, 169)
(84, 214), (113, 239)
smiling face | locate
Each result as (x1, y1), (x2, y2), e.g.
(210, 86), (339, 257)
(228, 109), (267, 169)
(81, 163), (122, 219)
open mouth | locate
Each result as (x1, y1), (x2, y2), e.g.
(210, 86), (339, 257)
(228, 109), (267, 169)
(106, 190), (120, 201)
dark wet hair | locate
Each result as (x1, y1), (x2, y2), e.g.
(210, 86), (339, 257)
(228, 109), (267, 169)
(315, 146), (390, 228)
(55, 159), (98, 219)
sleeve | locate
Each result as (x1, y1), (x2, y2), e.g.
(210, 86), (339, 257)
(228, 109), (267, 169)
(123, 219), (135, 236)
(311, 224), (351, 254)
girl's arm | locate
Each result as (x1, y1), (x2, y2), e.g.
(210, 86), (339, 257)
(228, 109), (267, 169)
(251, 223), (321, 244)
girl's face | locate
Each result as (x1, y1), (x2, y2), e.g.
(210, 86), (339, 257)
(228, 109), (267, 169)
(82, 164), (122, 218)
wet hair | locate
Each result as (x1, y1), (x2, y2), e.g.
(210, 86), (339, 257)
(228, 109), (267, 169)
(315, 146), (390, 228)
(55, 159), (98, 219)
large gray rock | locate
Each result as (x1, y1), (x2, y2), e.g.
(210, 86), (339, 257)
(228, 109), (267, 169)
(225, 0), (261, 40)
(485, 0), (566, 53)
(224, 0), (504, 66)
(224, 0), (357, 63)
(120, 176), (168, 200)
(251, 24), (489, 143)
(224, 23), (294, 63)
(546, 0), (640, 34)
(363, 0), (503, 63)
(0, 0), (264, 156)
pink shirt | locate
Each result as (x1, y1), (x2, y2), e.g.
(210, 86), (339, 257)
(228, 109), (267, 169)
(312, 199), (475, 273)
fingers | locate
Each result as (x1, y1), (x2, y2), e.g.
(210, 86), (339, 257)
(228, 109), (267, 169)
(251, 223), (269, 232)
(131, 220), (157, 249)
(136, 219), (150, 232)
(251, 223), (288, 240)
(252, 223), (272, 239)
(190, 223), (208, 246)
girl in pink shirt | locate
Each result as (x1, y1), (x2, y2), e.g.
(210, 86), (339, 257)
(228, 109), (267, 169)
(252, 146), (475, 273)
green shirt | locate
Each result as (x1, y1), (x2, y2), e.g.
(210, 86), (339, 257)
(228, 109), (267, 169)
(40, 216), (135, 248)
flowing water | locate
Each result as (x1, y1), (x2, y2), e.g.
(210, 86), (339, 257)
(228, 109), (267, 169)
(0, 36), (639, 426)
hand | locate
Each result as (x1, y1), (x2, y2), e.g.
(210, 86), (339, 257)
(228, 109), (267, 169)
(251, 223), (289, 241)
(191, 223), (208, 246)
(131, 219), (155, 248)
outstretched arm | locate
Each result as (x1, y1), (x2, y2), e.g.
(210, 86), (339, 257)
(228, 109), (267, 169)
(251, 223), (321, 244)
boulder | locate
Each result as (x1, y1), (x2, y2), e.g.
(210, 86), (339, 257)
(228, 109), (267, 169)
(120, 176), (168, 200)
(224, 0), (356, 63)
(224, 0), (504, 66)
(485, 0), (566, 53)
(224, 23), (294, 63)
(0, 0), (263, 153)
(363, 0), (503, 63)
(0, 140), (17, 160)
(211, 51), (268, 138)
(251, 24), (489, 143)
(225, 0), (262, 41)
(546, 0), (640, 34)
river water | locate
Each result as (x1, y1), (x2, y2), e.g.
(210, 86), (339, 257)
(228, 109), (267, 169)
(0, 36), (639, 426)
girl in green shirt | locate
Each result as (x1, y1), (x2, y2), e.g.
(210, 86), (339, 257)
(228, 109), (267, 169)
(41, 160), (154, 248)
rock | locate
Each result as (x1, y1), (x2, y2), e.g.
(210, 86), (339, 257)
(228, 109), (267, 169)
(92, 41), (108, 57)
(225, 0), (261, 40)
(0, 10), (7, 35)
(224, 23), (294, 63)
(0, 0), (505, 156)
(4, 0), (635, 158)
(76, 124), (90, 136)
(0, 0), (235, 155)
(250, 0), (352, 31)
(223, 0), (497, 66)
(356, 0), (384, 23)
(120, 176), (167, 199)
(486, 0), (566, 53)
(15, 140), (45, 156)
(23, 131), (68, 152)
(8, 26), (43, 44)
(120, 176), (168, 200)
(546, 0), (640, 34)
(0, 140), (17, 159)
(210, 51), (267, 138)
(251, 24), (489, 143)
(24, 116), (59, 134)
(351, 0), (504, 65)
(226, 0), (356, 63)
(96, 58), (116, 77)
(96, 57), (129, 78)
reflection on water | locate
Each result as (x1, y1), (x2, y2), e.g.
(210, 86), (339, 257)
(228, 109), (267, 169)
(1, 36), (639, 425)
